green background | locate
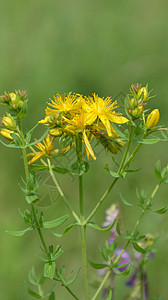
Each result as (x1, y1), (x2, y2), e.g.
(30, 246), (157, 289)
(0, 0), (168, 299)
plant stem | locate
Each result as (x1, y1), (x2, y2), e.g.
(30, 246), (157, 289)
(47, 158), (80, 224)
(20, 124), (79, 300)
(77, 134), (90, 300)
(91, 270), (112, 300)
(91, 179), (162, 300)
(56, 272), (80, 300)
(86, 126), (134, 224)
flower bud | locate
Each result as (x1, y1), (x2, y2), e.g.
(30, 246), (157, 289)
(131, 83), (141, 93)
(138, 87), (147, 102)
(1, 129), (14, 140)
(129, 98), (137, 109)
(2, 116), (16, 129)
(146, 109), (160, 129)
(64, 125), (76, 135)
(50, 127), (63, 137)
(9, 93), (16, 102)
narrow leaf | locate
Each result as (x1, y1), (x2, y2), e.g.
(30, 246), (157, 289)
(106, 287), (112, 300)
(43, 215), (69, 229)
(66, 267), (81, 286)
(24, 282), (42, 299)
(154, 160), (162, 180)
(88, 261), (109, 270)
(49, 292), (55, 300)
(87, 219), (116, 231)
(53, 223), (76, 237)
(154, 206), (168, 214)
(132, 242), (146, 254)
(28, 129), (49, 146)
(6, 227), (33, 237)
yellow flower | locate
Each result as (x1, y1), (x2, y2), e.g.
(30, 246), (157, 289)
(84, 94), (128, 137)
(0, 129), (15, 141)
(47, 92), (82, 114)
(65, 111), (96, 160)
(28, 135), (58, 164)
(146, 109), (160, 129)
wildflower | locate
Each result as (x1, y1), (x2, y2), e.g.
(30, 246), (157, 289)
(103, 204), (119, 243)
(48, 92), (82, 114)
(65, 111), (96, 160)
(84, 94), (128, 137)
(1, 129), (16, 141)
(9, 93), (16, 102)
(146, 109), (160, 129)
(115, 248), (130, 272)
(28, 135), (58, 164)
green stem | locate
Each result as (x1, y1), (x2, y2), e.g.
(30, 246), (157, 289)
(47, 158), (80, 224)
(56, 272), (80, 300)
(20, 124), (79, 299)
(91, 179), (163, 299)
(91, 270), (111, 300)
(86, 126), (134, 224)
(77, 134), (90, 300)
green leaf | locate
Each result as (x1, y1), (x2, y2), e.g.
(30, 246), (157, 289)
(132, 242), (146, 254)
(113, 264), (131, 276)
(44, 262), (56, 279)
(104, 163), (120, 178)
(112, 124), (128, 140)
(66, 267), (81, 286)
(87, 219), (116, 231)
(26, 193), (39, 204)
(10, 133), (22, 146)
(36, 255), (48, 262)
(28, 129), (49, 147)
(0, 138), (21, 148)
(120, 193), (140, 207)
(16, 101), (28, 120)
(106, 287), (112, 300)
(88, 261), (109, 270)
(134, 138), (160, 145)
(18, 208), (25, 218)
(43, 215), (69, 229)
(30, 164), (48, 171)
(154, 206), (168, 214)
(28, 266), (38, 286)
(6, 226), (33, 236)
(49, 292), (55, 300)
(154, 160), (162, 180)
(52, 166), (70, 174)
(24, 282), (42, 299)
(53, 223), (77, 237)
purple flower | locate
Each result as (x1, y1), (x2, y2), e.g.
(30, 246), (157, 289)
(114, 248), (130, 272)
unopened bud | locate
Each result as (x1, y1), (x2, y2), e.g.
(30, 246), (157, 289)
(50, 128), (63, 137)
(146, 109), (160, 129)
(9, 93), (16, 102)
(131, 108), (139, 117)
(1, 129), (14, 140)
(2, 116), (16, 129)
(64, 125), (76, 135)
(131, 83), (141, 93)
(138, 87), (148, 102)
(129, 98), (137, 109)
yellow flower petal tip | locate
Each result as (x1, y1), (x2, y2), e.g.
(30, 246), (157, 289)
(146, 109), (160, 129)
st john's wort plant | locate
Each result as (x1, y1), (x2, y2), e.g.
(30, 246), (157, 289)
(0, 83), (168, 300)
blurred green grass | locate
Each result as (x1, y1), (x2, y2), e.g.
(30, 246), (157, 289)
(0, 0), (168, 299)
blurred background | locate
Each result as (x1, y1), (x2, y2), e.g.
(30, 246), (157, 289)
(0, 0), (168, 299)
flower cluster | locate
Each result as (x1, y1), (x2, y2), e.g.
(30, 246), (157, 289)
(39, 92), (128, 160)
(0, 91), (27, 141)
(126, 84), (149, 119)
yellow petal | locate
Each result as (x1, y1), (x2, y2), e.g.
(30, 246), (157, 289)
(83, 130), (96, 160)
(28, 152), (43, 165)
(100, 115), (112, 137)
(108, 114), (128, 124)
